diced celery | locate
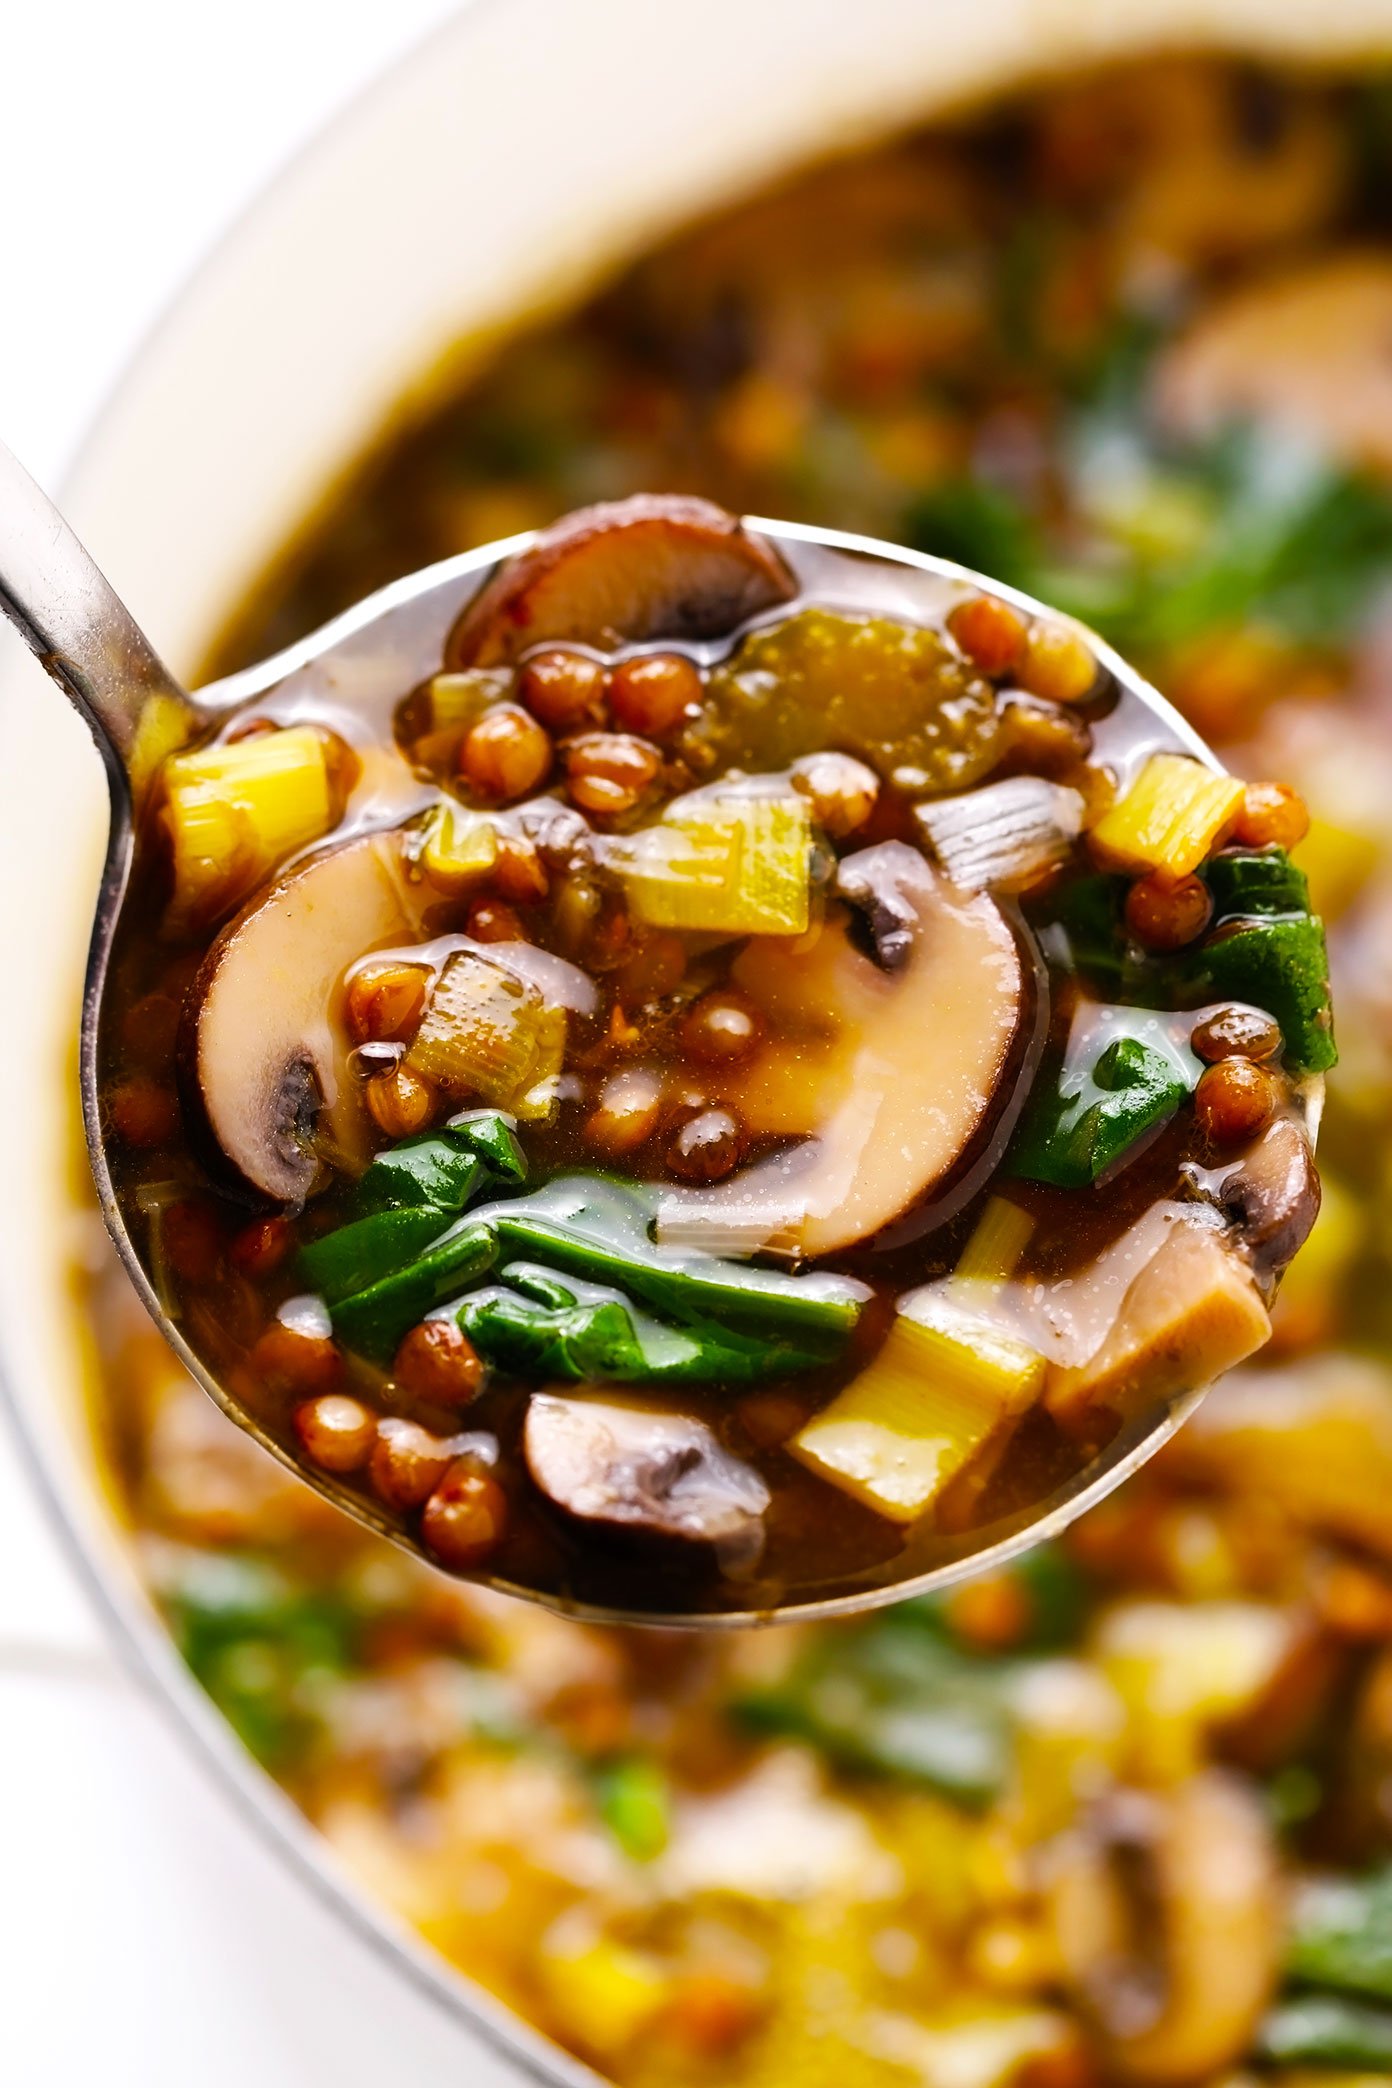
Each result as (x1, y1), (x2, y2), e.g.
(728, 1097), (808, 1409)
(424, 668), (510, 733)
(791, 1296), (1043, 1522)
(417, 802), (498, 892)
(1090, 753), (1244, 879)
(616, 794), (811, 936)
(162, 725), (332, 917)
(406, 950), (565, 1118)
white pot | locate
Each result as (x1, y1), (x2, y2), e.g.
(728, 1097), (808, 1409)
(3, 1), (1389, 2075)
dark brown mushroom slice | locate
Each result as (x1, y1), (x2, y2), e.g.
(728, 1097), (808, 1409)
(835, 840), (932, 971)
(1219, 1115), (1321, 1278)
(523, 1391), (770, 1573)
(180, 833), (423, 1202)
(449, 494), (796, 666)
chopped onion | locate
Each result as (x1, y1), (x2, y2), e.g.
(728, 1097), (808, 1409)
(916, 777), (1084, 895)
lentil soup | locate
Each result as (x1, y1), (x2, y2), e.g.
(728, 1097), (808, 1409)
(80, 52), (1392, 2088)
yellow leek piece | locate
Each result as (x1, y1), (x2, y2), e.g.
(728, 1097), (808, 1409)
(162, 724), (332, 916)
(418, 802), (498, 892)
(425, 668), (510, 733)
(1089, 753), (1243, 879)
(618, 795), (811, 936)
(539, 1929), (669, 2056)
(791, 1300), (1044, 1523)
(953, 1197), (1034, 1292)
(406, 949), (565, 1119)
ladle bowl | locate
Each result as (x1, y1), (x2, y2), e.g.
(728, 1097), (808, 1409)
(0, 437), (1279, 1626)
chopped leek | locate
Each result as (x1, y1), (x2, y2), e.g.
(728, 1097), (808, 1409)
(1089, 753), (1243, 879)
(406, 949), (565, 1117)
(424, 669), (510, 734)
(791, 1294), (1043, 1522)
(953, 1197), (1035, 1291)
(614, 793), (811, 936)
(1203, 846), (1309, 921)
(417, 802), (498, 892)
(916, 778), (1084, 895)
(161, 725), (333, 918)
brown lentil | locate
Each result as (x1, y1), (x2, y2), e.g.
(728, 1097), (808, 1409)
(1194, 1056), (1279, 1144)
(667, 1107), (745, 1184)
(564, 732), (662, 818)
(491, 832), (549, 903)
(392, 1319), (485, 1408)
(366, 1064), (438, 1139)
(948, 593), (1029, 677)
(251, 1317), (344, 1398)
(461, 703), (552, 800)
(421, 1460), (509, 1570)
(346, 961), (429, 1044)
(466, 897), (527, 944)
(370, 1418), (456, 1511)
(790, 751), (880, 838)
(517, 647), (608, 731)
(1124, 873), (1214, 951)
(1191, 1005), (1284, 1063)
(162, 1199), (224, 1286)
(1019, 620), (1097, 704)
(293, 1393), (378, 1473)
(107, 1075), (180, 1149)
(585, 1067), (665, 1156)
(608, 652), (703, 737)
(681, 991), (763, 1064)
(1231, 780), (1311, 852)
(229, 1214), (294, 1279)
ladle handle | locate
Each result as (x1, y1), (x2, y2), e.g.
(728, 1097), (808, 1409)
(0, 438), (191, 773)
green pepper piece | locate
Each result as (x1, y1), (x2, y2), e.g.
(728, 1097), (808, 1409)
(355, 1134), (485, 1216)
(1010, 1011), (1198, 1190)
(446, 1109), (528, 1186)
(1259, 1995), (1392, 2070)
(299, 1204), (461, 1305)
(329, 1219), (499, 1362)
(593, 1757), (670, 1862)
(1203, 846), (1310, 921)
(1183, 914), (1336, 1073)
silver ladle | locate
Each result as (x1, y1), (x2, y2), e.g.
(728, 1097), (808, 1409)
(0, 436), (1268, 1626)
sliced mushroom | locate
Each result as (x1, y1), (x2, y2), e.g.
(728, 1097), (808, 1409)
(664, 848), (1027, 1256)
(1046, 1220), (1271, 1432)
(834, 840), (927, 970)
(1045, 1773), (1282, 2085)
(181, 834), (423, 1202)
(523, 1391), (769, 1572)
(1154, 251), (1392, 476)
(1219, 1115), (1321, 1277)
(450, 494), (796, 666)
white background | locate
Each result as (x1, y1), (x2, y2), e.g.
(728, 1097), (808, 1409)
(0, 7), (524, 2082)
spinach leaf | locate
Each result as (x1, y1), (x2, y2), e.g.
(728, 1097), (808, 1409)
(1010, 1008), (1199, 1189)
(1182, 915), (1336, 1074)
(1203, 847), (1310, 922)
(1289, 1868), (1392, 2005)
(1259, 1994), (1392, 2070)
(735, 1609), (1016, 1806)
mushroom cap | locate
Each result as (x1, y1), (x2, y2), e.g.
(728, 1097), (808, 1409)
(523, 1391), (770, 1570)
(666, 845), (1028, 1257)
(449, 494), (796, 665)
(181, 833), (423, 1203)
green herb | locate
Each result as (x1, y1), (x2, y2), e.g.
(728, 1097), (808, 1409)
(330, 1218), (499, 1361)
(735, 1608), (1015, 1806)
(299, 1203), (469, 1307)
(355, 1130), (488, 1215)
(1259, 1994), (1392, 2070)
(1010, 1009), (1199, 1189)
(1289, 1867), (1392, 2005)
(593, 1756), (671, 1862)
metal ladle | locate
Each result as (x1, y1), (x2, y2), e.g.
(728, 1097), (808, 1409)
(0, 436), (1272, 1626)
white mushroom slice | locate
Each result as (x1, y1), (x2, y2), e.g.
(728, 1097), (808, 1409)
(663, 847), (1026, 1257)
(1046, 1221), (1271, 1432)
(450, 494), (796, 665)
(523, 1392), (769, 1572)
(183, 834), (423, 1202)
(915, 777), (1084, 896)
(1155, 252), (1392, 476)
